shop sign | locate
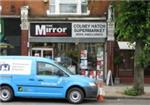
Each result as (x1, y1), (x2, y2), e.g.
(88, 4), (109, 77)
(30, 23), (71, 37)
(72, 22), (106, 38)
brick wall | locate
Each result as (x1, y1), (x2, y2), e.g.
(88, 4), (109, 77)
(1, 0), (110, 17)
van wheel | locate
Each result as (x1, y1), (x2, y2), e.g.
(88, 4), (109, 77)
(0, 86), (14, 102)
(67, 87), (84, 104)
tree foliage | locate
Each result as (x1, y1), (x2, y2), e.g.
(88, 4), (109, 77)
(115, 0), (150, 68)
(115, 0), (150, 95)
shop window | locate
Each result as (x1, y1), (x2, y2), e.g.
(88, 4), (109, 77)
(48, 0), (89, 15)
(119, 50), (134, 71)
(31, 43), (104, 74)
(144, 63), (150, 76)
(117, 50), (134, 77)
(49, 0), (55, 14)
(81, 0), (88, 13)
(60, 4), (77, 13)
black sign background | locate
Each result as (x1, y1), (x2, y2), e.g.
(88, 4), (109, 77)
(30, 23), (71, 37)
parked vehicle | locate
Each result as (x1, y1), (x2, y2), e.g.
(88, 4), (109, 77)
(0, 56), (97, 104)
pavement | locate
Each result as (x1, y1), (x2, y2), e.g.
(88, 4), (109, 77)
(104, 84), (150, 99)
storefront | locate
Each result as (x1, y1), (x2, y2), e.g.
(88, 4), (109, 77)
(0, 18), (21, 55)
(29, 21), (107, 78)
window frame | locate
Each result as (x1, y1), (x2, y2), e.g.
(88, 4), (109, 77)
(48, 0), (89, 15)
(37, 61), (64, 76)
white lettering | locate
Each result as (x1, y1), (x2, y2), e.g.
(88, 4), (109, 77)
(35, 25), (67, 36)
(35, 25), (46, 35)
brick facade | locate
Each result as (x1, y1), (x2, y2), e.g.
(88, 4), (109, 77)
(1, 0), (110, 17)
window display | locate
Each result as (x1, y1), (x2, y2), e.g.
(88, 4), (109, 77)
(30, 43), (104, 76)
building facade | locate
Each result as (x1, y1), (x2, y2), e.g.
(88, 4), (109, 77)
(1, 0), (117, 82)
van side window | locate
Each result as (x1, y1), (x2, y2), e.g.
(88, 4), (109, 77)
(37, 62), (60, 76)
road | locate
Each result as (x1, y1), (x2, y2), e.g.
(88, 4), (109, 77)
(1, 98), (150, 105)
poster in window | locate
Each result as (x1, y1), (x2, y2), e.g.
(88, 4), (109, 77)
(80, 59), (88, 69)
(80, 50), (87, 59)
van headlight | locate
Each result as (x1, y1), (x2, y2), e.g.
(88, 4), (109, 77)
(89, 82), (96, 87)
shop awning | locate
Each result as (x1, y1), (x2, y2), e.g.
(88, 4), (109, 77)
(29, 37), (106, 43)
(0, 43), (14, 48)
(118, 41), (135, 50)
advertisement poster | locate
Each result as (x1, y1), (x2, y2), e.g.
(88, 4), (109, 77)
(80, 59), (88, 69)
(80, 50), (87, 59)
(80, 49), (88, 69)
(96, 47), (104, 71)
(96, 60), (104, 70)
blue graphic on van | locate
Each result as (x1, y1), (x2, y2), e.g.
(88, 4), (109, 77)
(0, 64), (10, 71)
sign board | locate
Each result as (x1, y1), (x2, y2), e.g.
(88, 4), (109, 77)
(0, 60), (32, 75)
(106, 70), (113, 86)
(30, 23), (71, 37)
(72, 22), (106, 38)
(30, 22), (107, 38)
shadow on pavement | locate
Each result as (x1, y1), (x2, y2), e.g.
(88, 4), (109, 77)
(12, 97), (98, 104)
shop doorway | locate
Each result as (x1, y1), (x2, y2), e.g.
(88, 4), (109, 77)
(31, 48), (54, 59)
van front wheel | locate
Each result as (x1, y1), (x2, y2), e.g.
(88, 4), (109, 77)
(0, 86), (14, 102)
(67, 87), (84, 104)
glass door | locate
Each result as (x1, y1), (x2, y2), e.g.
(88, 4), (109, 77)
(31, 48), (54, 59)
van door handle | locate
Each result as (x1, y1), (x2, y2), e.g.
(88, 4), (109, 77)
(38, 79), (44, 81)
(29, 78), (34, 81)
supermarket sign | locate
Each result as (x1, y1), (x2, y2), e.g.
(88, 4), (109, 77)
(72, 22), (106, 38)
(30, 22), (106, 38)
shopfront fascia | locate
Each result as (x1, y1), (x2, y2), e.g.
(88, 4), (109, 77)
(29, 21), (107, 80)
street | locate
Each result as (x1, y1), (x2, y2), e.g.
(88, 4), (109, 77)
(1, 98), (150, 105)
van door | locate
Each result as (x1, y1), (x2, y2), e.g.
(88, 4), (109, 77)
(35, 61), (67, 98)
(11, 59), (36, 96)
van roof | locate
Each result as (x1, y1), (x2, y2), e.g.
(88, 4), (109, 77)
(0, 56), (54, 62)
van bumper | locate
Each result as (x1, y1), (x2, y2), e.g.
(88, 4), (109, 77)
(84, 86), (98, 98)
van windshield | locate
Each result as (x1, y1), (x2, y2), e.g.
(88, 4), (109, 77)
(56, 63), (75, 75)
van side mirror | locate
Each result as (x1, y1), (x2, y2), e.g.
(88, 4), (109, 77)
(56, 70), (64, 76)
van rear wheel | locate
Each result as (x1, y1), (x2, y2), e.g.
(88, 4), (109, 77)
(0, 86), (14, 102)
(67, 87), (84, 104)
